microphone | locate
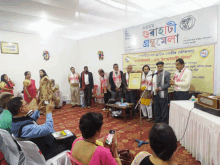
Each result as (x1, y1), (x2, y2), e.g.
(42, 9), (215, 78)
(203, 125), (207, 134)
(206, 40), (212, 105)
(147, 72), (158, 77)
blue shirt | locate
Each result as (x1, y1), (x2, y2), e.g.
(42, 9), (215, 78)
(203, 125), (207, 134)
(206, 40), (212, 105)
(11, 110), (55, 138)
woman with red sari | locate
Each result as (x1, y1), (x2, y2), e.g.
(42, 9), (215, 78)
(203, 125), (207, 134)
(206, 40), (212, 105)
(23, 71), (38, 103)
(0, 74), (15, 95)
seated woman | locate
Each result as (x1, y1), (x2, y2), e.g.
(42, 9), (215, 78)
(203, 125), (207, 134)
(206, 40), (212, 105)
(132, 123), (177, 165)
(0, 74), (15, 95)
(23, 71), (38, 104)
(71, 112), (122, 165)
(0, 92), (14, 132)
(51, 79), (61, 109)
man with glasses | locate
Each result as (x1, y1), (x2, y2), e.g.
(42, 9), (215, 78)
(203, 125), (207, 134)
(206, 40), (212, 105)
(8, 98), (76, 160)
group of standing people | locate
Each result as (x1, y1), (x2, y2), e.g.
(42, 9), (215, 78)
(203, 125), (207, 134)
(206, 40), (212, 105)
(0, 69), (61, 113)
(93, 58), (192, 124)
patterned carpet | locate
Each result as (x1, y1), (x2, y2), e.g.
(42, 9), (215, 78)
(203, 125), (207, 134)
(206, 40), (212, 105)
(38, 104), (200, 165)
(0, 104), (201, 165)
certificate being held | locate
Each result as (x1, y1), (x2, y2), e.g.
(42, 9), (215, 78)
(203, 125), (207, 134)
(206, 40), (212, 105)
(128, 73), (142, 90)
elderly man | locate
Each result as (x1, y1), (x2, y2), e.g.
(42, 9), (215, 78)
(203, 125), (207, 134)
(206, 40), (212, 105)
(152, 61), (171, 123)
(68, 67), (80, 107)
(98, 69), (111, 111)
(109, 64), (123, 101)
(122, 65), (137, 116)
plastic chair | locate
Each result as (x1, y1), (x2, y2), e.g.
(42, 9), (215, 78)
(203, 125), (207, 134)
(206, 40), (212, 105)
(66, 152), (83, 165)
(15, 140), (71, 165)
(0, 129), (25, 165)
(91, 85), (98, 106)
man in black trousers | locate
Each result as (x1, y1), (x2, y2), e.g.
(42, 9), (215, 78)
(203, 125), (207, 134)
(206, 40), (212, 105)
(80, 66), (94, 109)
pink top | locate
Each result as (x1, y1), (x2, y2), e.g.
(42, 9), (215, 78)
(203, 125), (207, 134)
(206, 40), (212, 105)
(71, 137), (118, 165)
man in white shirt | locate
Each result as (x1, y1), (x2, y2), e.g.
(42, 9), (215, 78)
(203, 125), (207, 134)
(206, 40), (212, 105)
(80, 66), (94, 109)
(170, 58), (192, 100)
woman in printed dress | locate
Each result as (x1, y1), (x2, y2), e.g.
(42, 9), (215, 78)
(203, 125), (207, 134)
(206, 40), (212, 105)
(38, 70), (53, 110)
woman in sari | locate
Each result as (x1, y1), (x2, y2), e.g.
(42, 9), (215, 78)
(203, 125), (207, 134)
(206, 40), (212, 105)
(0, 74), (15, 95)
(71, 112), (122, 165)
(38, 69), (53, 107)
(23, 71), (38, 103)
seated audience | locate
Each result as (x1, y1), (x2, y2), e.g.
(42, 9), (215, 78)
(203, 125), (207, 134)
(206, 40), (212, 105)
(8, 98), (76, 160)
(132, 123), (177, 165)
(0, 92), (13, 132)
(71, 112), (122, 165)
(1, 74), (15, 95)
(51, 79), (61, 109)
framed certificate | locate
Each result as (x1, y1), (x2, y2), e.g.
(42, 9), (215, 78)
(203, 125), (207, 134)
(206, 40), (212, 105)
(128, 73), (142, 89)
(1, 42), (19, 54)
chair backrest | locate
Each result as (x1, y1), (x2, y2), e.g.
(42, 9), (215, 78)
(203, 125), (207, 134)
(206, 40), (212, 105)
(93, 85), (98, 95)
(66, 152), (83, 165)
(16, 140), (46, 165)
(0, 129), (20, 165)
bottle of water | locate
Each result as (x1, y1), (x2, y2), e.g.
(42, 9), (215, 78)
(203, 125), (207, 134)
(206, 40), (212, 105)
(121, 98), (124, 105)
(191, 94), (195, 102)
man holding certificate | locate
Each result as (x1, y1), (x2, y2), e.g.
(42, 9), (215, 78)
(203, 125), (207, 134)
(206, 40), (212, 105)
(152, 61), (171, 124)
(122, 65), (137, 116)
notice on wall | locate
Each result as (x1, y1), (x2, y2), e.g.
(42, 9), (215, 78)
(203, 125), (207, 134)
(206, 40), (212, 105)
(123, 45), (215, 93)
(124, 6), (217, 54)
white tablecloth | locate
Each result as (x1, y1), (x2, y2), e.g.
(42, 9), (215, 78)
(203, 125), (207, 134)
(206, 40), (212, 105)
(169, 101), (220, 165)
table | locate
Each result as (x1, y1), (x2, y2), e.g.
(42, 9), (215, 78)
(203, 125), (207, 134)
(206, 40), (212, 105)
(106, 103), (134, 122)
(169, 101), (220, 165)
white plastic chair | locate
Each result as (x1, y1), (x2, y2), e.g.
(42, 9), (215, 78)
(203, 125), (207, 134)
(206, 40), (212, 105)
(0, 129), (25, 165)
(16, 140), (71, 165)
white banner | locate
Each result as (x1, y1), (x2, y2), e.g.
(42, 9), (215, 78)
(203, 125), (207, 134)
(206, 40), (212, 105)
(124, 6), (218, 53)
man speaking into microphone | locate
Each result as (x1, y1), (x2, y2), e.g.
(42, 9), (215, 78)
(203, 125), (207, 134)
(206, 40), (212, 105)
(152, 61), (171, 123)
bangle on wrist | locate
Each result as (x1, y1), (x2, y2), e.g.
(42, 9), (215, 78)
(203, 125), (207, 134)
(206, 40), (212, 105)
(115, 158), (120, 161)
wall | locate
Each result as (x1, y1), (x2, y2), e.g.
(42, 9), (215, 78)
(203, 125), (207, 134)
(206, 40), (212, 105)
(0, 30), (78, 97)
(78, 30), (124, 87)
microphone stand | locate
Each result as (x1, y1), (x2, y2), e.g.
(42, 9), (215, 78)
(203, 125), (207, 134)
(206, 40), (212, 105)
(135, 73), (155, 147)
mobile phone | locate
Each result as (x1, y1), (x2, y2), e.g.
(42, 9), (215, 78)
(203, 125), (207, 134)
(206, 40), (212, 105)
(44, 101), (49, 105)
(106, 129), (115, 145)
(61, 130), (67, 136)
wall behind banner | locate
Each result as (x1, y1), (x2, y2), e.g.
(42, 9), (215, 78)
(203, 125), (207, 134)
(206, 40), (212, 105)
(0, 30), (79, 98)
(123, 45), (214, 93)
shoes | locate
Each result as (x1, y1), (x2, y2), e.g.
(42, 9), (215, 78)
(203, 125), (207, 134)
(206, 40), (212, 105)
(83, 106), (87, 109)
(102, 108), (106, 111)
(147, 118), (152, 122)
(88, 106), (91, 109)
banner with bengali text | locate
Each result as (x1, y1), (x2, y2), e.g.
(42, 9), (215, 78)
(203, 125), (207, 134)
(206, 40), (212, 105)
(123, 45), (214, 93)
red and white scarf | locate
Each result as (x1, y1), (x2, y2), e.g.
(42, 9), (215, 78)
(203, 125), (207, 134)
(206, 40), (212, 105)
(100, 73), (108, 88)
(70, 72), (79, 84)
(173, 67), (186, 90)
(113, 70), (121, 88)
(141, 71), (152, 90)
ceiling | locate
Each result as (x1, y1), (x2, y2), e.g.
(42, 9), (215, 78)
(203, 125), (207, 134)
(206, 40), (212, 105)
(0, 0), (219, 40)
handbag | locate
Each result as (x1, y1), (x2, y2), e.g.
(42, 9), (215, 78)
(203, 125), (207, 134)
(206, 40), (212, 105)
(117, 149), (134, 165)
